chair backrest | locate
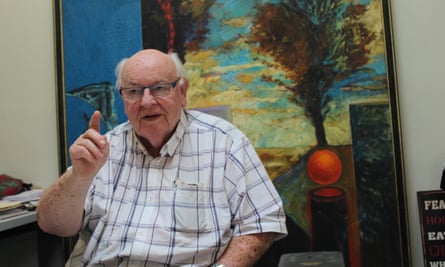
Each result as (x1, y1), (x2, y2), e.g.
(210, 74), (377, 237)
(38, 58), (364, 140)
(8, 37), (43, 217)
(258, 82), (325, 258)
(191, 105), (233, 122)
(278, 251), (345, 267)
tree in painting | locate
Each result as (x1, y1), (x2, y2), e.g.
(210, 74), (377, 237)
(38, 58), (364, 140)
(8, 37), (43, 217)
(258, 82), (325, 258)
(251, 0), (376, 146)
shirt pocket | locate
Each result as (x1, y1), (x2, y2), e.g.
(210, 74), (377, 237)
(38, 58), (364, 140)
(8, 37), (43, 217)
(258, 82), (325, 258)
(173, 180), (230, 233)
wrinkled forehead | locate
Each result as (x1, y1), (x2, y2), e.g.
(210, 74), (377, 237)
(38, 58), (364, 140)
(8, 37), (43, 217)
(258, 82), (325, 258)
(123, 50), (177, 83)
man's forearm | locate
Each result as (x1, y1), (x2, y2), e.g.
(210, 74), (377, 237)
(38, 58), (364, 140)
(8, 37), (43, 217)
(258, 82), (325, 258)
(37, 168), (91, 237)
(215, 232), (277, 267)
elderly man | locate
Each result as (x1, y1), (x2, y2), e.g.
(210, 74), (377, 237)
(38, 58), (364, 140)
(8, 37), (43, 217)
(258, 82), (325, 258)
(38, 49), (287, 267)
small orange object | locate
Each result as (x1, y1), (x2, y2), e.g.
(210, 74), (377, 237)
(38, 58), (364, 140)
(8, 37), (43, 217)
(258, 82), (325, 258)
(307, 149), (343, 185)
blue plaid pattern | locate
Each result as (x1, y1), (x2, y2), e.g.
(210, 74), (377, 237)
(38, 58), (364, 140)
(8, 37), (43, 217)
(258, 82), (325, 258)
(66, 110), (287, 267)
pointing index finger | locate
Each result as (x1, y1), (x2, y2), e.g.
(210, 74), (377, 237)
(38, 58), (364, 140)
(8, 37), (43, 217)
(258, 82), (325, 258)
(89, 111), (102, 133)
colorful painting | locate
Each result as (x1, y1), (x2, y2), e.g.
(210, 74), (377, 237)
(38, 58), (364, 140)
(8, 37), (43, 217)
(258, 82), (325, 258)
(55, 0), (409, 266)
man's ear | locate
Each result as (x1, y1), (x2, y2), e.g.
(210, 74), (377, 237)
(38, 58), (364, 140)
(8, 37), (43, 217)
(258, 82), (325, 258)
(180, 78), (189, 107)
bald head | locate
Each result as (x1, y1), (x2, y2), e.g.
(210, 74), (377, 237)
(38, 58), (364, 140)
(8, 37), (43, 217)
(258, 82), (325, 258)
(115, 49), (187, 90)
(122, 50), (176, 89)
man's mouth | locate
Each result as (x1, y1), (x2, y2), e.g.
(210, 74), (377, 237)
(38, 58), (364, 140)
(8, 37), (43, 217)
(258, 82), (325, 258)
(142, 114), (161, 120)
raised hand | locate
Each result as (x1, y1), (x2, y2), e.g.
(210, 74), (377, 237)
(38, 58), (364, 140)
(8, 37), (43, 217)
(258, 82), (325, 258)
(69, 110), (109, 181)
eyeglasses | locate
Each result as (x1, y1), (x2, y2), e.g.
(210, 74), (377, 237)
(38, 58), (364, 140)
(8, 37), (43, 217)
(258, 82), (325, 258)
(119, 78), (180, 101)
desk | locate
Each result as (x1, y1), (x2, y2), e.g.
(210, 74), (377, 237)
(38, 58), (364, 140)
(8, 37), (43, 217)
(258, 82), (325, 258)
(0, 211), (39, 267)
(0, 210), (66, 267)
(0, 210), (37, 232)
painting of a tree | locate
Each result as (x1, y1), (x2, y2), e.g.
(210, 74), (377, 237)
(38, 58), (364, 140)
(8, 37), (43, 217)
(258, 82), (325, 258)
(251, 1), (376, 146)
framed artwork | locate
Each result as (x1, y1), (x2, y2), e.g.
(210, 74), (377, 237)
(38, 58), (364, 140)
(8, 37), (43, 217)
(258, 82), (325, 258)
(54, 0), (410, 266)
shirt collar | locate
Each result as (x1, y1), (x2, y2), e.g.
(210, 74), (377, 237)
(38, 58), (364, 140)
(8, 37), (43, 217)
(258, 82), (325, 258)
(160, 110), (187, 157)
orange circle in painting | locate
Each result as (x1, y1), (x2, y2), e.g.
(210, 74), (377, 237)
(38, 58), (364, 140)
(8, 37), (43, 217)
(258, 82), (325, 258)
(307, 149), (343, 185)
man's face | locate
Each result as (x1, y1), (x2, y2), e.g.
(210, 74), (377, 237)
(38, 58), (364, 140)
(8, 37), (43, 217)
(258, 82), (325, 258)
(120, 50), (187, 150)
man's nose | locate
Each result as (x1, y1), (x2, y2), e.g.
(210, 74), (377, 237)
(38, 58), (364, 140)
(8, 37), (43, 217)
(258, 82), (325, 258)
(140, 89), (156, 106)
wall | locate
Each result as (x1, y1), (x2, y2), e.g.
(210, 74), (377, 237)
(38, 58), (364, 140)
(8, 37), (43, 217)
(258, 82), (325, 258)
(0, 0), (444, 266)
(0, 0), (59, 188)
(391, 0), (445, 266)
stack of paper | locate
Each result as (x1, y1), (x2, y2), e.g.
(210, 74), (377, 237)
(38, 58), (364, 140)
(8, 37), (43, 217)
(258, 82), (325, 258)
(0, 200), (22, 211)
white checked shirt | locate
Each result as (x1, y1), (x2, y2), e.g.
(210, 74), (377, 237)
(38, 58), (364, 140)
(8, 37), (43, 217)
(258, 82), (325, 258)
(66, 110), (287, 267)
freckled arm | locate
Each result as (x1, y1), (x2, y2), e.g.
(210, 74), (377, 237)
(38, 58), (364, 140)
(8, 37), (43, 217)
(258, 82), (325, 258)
(214, 232), (277, 267)
(37, 168), (91, 237)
